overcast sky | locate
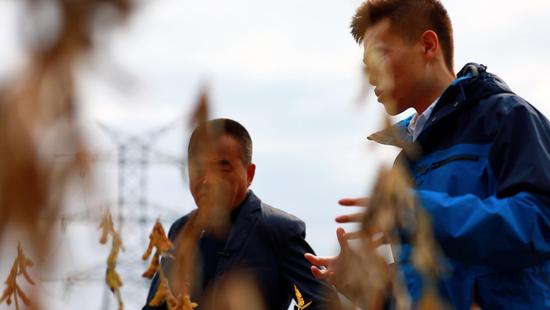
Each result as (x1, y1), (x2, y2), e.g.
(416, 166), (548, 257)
(1, 0), (549, 309)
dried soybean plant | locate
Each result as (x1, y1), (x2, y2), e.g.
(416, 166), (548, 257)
(99, 210), (125, 309)
(141, 220), (198, 310)
(372, 166), (446, 309)
(0, 0), (135, 307)
(170, 89), (235, 300)
(0, 0), (134, 248)
(147, 270), (198, 310)
(200, 273), (265, 310)
(0, 242), (36, 310)
(140, 91), (212, 309)
(142, 220), (175, 279)
(331, 166), (448, 310)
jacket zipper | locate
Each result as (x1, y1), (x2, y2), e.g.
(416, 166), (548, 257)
(415, 155), (480, 175)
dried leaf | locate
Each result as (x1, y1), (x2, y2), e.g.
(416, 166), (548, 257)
(417, 287), (449, 310)
(98, 211), (115, 244)
(15, 284), (31, 306)
(0, 285), (14, 304)
(143, 220), (174, 260)
(170, 294), (198, 310)
(99, 212), (125, 308)
(0, 242), (35, 309)
(106, 267), (123, 292)
(189, 89), (209, 129)
(149, 276), (172, 306)
(142, 251), (160, 279)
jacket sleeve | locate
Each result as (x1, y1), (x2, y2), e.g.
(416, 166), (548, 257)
(278, 219), (338, 309)
(417, 102), (550, 270)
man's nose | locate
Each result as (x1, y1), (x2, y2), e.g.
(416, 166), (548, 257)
(369, 75), (377, 87)
(366, 67), (379, 86)
(201, 169), (220, 186)
(202, 171), (213, 185)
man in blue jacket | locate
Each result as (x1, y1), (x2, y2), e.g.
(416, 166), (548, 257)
(305, 0), (550, 309)
(143, 118), (335, 310)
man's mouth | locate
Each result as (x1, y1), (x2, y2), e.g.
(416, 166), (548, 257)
(374, 88), (384, 102)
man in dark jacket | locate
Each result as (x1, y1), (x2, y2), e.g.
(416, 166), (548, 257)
(305, 1), (550, 309)
(143, 118), (334, 310)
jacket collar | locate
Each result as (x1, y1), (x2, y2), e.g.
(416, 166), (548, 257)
(367, 114), (414, 147)
(367, 63), (498, 148)
(215, 190), (261, 275)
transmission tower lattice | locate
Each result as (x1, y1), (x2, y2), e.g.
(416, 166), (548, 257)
(97, 120), (185, 310)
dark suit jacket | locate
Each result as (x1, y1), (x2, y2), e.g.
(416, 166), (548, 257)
(143, 191), (335, 310)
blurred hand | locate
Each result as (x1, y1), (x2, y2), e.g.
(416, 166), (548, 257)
(304, 196), (383, 281)
(335, 197), (370, 240)
(304, 197), (370, 282)
(304, 227), (349, 286)
(337, 196), (386, 247)
(335, 197), (369, 223)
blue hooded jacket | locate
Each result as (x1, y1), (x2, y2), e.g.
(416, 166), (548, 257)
(371, 63), (550, 309)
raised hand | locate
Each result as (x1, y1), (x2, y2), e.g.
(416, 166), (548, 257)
(304, 227), (349, 286)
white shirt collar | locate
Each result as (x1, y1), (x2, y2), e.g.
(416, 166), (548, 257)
(407, 98), (439, 142)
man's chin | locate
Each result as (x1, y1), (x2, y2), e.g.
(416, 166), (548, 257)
(381, 101), (400, 116)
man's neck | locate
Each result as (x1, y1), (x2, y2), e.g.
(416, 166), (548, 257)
(415, 69), (455, 115)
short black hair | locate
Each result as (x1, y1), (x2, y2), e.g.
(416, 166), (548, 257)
(351, 0), (454, 72)
(188, 118), (253, 164)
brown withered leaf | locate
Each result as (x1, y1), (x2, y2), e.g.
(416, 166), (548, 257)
(201, 273), (264, 310)
(143, 220), (174, 260)
(149, 274), (175, 307)
(148, 270), (198, 310)
(98, 211), (115, 244)
(142, 220), (174, 279)
(189, 88), (209, 129)
(142, 251), (160, 279)
(16, 242), (35, 286)
(170, 294), (198, 310)
(0, 242), (35, 310)
(143, 219), (198, 309)
(0, 0), (136, 307)
(416, 286), (449, 310)
(98, 211), (125, 308)
(334, 164), (445, 310)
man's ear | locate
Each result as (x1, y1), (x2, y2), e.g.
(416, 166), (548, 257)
(420, 30), (439, 60)
(246, 163), (256, 186)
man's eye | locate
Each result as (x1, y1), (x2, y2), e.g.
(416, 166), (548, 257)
(218, 160), (232, 170)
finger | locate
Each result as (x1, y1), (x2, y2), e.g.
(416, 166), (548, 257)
(343, 230), (364, 240)
(371, 235), (386, 248)
(338, 197), (369, 207)
(335, 212), (365, 223)
(326, 271), (337, 286)
(311, 266), (330, 280)
(343, 229), (385, 240)
(336, 227), (349, 252)
(364, 225), (384, 235)
(304, 253), (334, 266)
(353, 231), (386, 248)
